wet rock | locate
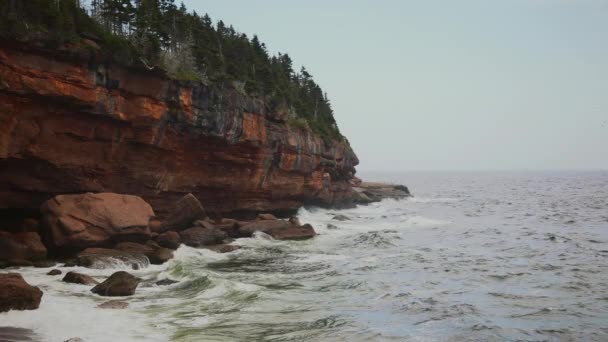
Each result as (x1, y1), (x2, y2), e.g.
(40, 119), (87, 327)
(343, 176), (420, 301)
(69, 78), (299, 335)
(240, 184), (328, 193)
(113, 242), (174, 265)
(204, 244), (241, 253)
(289, 217), (301, 226)
(327, 223), (338, 230)
(41, 193), (154, 250)
(160, 194), (206, 232)
(64, 338), (84, 342)
(0, 273), (43, 312)
(47, 269), (62, 276)
(179, 227), (226, 247)
(91, 271), (140, 296)
(332, 214), (351, 221)
(155, 279), (179, 286)
(156, 231), (181, 250)
(76, 248), (148, 269)
(238, 221), (316, 240)
(257, 213), (278, 220)
(20, 218), (39, 232)
(62, 271), (99, 285)
(0, 231), (47, 262)
(148, 217), (163, 233)
(213, 222), (240, 238)
(0, 327), (39, 342)
(33, 260), (56, 268)
(97, 300), (129, 309)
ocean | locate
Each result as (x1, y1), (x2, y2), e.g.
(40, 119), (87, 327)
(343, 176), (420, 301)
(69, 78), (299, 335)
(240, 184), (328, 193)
(2, 171), (608, 341)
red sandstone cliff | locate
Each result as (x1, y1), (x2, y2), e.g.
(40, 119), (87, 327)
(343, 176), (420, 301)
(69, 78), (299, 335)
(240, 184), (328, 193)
(0, 42), (359, 217)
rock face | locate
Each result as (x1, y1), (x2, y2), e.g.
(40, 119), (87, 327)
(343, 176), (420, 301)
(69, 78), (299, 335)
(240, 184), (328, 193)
(91, 271), (140, 296)
(40, 193), (154, 251)
(0, 231), (47, 261)
(0, 273), (43, 312)
(0, 44), (360, 218)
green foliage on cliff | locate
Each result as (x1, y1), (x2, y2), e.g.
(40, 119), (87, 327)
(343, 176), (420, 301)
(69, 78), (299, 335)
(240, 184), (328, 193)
(0, 0), (342, 139)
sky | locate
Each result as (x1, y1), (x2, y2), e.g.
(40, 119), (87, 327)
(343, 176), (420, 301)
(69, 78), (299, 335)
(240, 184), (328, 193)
(183, 0), (608, 171)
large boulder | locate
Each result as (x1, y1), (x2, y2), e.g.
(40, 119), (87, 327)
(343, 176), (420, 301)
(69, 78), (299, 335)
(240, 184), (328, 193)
(156, 231), (181, 250)
(0, 273), (43, 312)
(91, 271), (140, 296)
(0, 231), (47, 261)
(179, 227), (226, 247)
(114, 242), (174, 265)
(41, 193), (154, 251)
(62, 271), (99, 286)
(160, 194), (206, 232)
(76, 248), (148, 269)
(238, 220), (316, 240)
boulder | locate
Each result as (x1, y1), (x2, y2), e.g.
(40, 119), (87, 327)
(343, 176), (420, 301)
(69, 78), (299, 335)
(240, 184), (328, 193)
(156, 231), (181, 250)
(179, 227), (226, 247)
(257, 213), (278, 221)
(213, 222), (240, 238)
(238, 220), (316, 240)
(160, 194), (206, 232)
(91, 271), (140, 296)
(269, 224), (316, 240)
(148, 218), (163, 233)
(62, 271), (99, 285)
(194, 220), (215, 229)
(114, 242), (174, 265)
(21, 218), (40, 232)
(289, 217), (301, 226)
(0, 273), (43, 312)
(41, 193), (154, 250)
(76, 248), (148, 269)
(47, 269), (62, 276)
(0, 231), (47, 261)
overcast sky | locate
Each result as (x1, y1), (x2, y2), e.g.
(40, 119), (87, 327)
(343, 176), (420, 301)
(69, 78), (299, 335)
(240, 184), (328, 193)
(183, 0), (608, 171)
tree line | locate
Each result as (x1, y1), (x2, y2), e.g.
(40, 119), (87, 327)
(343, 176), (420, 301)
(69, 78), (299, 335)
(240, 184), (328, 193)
(0, 0), (341, 139)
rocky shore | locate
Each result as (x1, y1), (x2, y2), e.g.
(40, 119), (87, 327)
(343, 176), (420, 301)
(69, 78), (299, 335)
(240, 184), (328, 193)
(0, 186), (409, 314)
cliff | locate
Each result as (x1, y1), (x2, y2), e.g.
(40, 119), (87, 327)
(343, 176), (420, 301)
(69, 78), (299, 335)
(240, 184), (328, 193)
(0, 41), (359, 218)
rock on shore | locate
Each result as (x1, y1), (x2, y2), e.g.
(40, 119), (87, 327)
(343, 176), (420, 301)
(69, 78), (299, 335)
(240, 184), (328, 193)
(0, 273), (43, 312)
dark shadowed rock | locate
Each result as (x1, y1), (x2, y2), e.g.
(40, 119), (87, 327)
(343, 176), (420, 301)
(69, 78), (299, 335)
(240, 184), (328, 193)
(257, 213), (278, 220)
(213, 222), (240, 238)
(156, 231), (181, 249)
(194, 219), (215, 229)
(41, 193), (154, 250)
(156, 279), (179, 286)
(47, 269), (62, 276)
(0, 231), (47, 262)
(62, 271), (99, 285)
(91, 271), (140, 297)
(204, 244), (241, 253)
(97, 300), (129, 309)
(21, 218), (39, 232)
(160, 194), (206, 232)
(179, 227), (226, 247)
(0, 327), (39, 342)
(0, 273), (43, 312)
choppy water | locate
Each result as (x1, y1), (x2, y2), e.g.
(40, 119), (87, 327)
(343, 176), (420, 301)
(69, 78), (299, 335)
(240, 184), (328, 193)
(2, 171), (608, 341)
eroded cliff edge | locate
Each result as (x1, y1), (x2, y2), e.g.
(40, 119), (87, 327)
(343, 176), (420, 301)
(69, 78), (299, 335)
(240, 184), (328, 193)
(0, 42), (360, 217)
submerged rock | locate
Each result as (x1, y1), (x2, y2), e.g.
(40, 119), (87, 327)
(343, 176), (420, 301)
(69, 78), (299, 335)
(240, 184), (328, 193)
(332, 214), (351, 221)
(155, 279), (179, 286)
(0, 273), (43, 312)
(91, 271), (140, 297)
(47, 269), (62, 276)
(41, 193), (154, 250)
(113, 242), (174, 265)
(204, 244), (241, 253)
(97, 300), (129, 309)
(62, 271), (99, 285)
